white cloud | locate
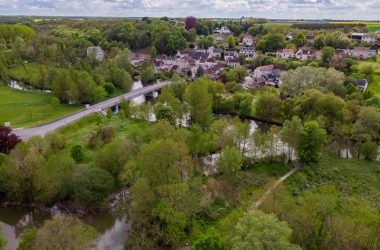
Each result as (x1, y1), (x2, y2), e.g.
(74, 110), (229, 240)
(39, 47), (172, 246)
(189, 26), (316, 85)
(0, 0), (379, 20)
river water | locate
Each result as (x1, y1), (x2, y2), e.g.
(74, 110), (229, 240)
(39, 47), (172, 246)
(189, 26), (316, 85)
(0, 207), (129, 250)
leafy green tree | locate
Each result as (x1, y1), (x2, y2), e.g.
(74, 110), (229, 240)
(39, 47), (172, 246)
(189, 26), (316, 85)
(70, 145), (85, 163)
(279, 117), (303, 160)
(104, 82), (115, 95)
(34, 216), (97, 250)
(227, 35), (236, 49)
(247, 25), (267, 37)
(255, 94), (283, 121)
(188, 28), (197, 42)
(150, 46), (157, 58)
(218, 146), (243, 174)
(312, 35), (326, 49)
(321, 46), (335, 65)
(232, 210), (300, 250)
(360, 141), (378, 161)
(292, 33), (306, 48)
(141, 60), (155, 85)
(257, 34), (286, 52)
(154, 104), (177, 125)
(184, 78), (213, 129)
(115, 49), (133, 72)
(296, 121), (327, 163)
(71, 166), (114, 207)
(192, 233), (225, 250)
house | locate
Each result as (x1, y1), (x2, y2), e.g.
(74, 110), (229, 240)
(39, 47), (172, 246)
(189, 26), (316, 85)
(207, 47), (223, 58)
(277, 48), (295, 59)
(204, 63), (226, 79)
(226, 58), (240, 68)
(356, 79), (369, 92)
(253, 64), (275, 78)
(203, 58), (218, 68)
(239, 48), (256, 58)
(351, 33), (378, 43)
(242, 34), (254, 46)
(295, 48), (317, 60)
(306, 34), (315, 44)
(224, 51), (239, 60)
(87, 46), (104, 61)
(335, 49), (351, 59)
(351, 47), (370, 59)
(214, 26), (231, 34)
(286, 32), (297, 40)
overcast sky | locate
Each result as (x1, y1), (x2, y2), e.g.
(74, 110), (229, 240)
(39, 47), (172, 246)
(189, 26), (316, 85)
(1, 0), (380, 20)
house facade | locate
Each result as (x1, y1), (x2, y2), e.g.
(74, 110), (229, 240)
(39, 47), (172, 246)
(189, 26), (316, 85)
(87, 46), (104, 61)
(277, 49), (295, 59)
(242, 35), (254, 46)
(239, 48), (256, 58)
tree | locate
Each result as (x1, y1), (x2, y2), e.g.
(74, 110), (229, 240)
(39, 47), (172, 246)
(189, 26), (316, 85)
(247, 25), (267, 37)
(360, 141), (378, 161)
(292, 33), (306, 48)
(71, 166), (114, 207)
(188, 28), (197, 42)
(192, 233), (225, 250)
(34, 216), (97, 250)
(257, 34), (286, 52)
(154, 104), (177, 125)
(227, 35), (236, 49)
(104, 82), (115, 95)
(279, 117), (303, 160)
(70, 145), (85, 163)
(313, 35), (326, 49)
(184, 78), (213, 129)
(255, 94), (283, 121)
(0, 126), (21, 154)
(321, 46), (335, 65)
(232, 210), (300, 250)
(150, 46), (157, 58)
(296, 121), (327, 163)
(361, 64), (375, 79)
(217, 146), (243, 174)
(280, 66), (344, 96)
(141, 60), (155, 85)
(185, 16), (197, 30)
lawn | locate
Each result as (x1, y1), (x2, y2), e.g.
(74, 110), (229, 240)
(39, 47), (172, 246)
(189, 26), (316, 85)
(285, 156), (380, 203)
(0, 85), (80, 128)
(351, 57), (380, 96)
(8, 63), (47, 87)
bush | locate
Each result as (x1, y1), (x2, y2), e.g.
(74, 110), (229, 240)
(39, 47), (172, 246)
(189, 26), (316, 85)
(361, 141), (378, 161)
(71, 145), (85, 163)
(71, 166), (114, 207)
(17, 228), (37, 250)
(104, 82), (115, 95)
(192, 233), (225, 250)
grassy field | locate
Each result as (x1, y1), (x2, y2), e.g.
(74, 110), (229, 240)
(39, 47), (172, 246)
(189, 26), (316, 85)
(329, 21), (380, 32)
(0, 85), (80, 128)
(351, 57), (380, 96)
(286, 155), (380, 202)
(9, 63), (47, 86)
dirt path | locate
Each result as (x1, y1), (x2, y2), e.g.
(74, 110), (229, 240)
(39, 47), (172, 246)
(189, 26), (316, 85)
(253, 160), (303, 209)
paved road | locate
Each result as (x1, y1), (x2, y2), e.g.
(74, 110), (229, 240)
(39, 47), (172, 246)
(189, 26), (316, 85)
(14, 81), (171, 140)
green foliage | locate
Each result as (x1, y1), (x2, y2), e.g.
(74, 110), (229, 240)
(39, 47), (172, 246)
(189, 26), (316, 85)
(185, 78), (213, 129)
(106, 108), (113, 118)
(257, 33), (286, 52)
(154, 104), (177, 125)
(192, 233), (225, 250)
(360, 141), (378, 161)
(296, 121), (327, 163)
(321, 46), (335, 65)
(227, 35), (236, 49)
(291, 33), (306, 48)
(255, 94), (283, 121)
(71, 166), (115, 207)
(141, 60), (155, 85)
(231, 210), (300, 250)
(70, 145), (85, 163)
(218, 146), (243, 174)
(104, 82), (115, 95)
(0, 153), (7, 166)
(0, 24), (36, 41)
(34, 216), (97, 250)
(17, 228), (37, 250)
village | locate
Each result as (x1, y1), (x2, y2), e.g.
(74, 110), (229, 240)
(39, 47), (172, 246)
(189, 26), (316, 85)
(88, 24), (379, 93)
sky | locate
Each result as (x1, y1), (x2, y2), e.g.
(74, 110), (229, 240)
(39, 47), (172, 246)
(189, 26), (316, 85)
(1, 0), (380, 20)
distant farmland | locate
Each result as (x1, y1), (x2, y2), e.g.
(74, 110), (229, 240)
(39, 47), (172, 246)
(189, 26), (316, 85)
(329, 21), (380, 32)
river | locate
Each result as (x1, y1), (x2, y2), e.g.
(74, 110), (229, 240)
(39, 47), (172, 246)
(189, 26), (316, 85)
(0, 206), (129, 250)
